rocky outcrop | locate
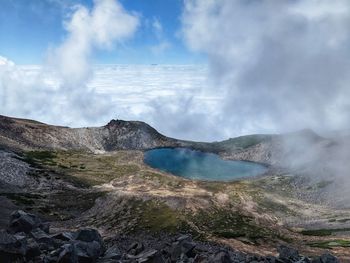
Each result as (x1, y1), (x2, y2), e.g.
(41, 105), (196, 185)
(0, 115), (180, 153)
(0, 210), (105, 263)
(0, 210), (340, 263)
(0, 151), (33, 188)
(8, 210), (49, 234)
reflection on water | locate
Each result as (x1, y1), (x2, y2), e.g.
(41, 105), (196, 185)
(144, 148), (267, 181)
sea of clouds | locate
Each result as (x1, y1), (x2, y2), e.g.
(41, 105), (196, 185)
(2, 0), (350, 142)
(12, 64), (221, 141)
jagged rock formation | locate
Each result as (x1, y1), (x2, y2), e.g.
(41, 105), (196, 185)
(0, 115), (181, 153)
(0, 210), (339, 263)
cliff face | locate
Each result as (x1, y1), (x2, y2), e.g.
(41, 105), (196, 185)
(0, 115), (179, 153)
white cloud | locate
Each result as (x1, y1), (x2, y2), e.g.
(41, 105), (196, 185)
(0, 0), (139, 127)
(181, 0), (350, 135)
(4, 0), (350, 143)
(150, 18), (171, 55)
(151, 41), (171, 55)
(152, 18), (163, 38)
(11, 64), (214, 140)
(50, 0), (139, 96)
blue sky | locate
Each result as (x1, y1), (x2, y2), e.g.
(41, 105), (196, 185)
(0, 0), (204, 64)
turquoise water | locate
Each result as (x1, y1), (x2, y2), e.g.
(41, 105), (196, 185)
(144, 148), (267, 181)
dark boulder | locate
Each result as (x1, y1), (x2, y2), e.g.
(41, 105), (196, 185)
(44, 246), (63, 263)
(127, 249), (159, 262)
(170, 236), (197, 261)
(57, 243), (77, 263)
(127, 241), (144, 255)
(52, 231), (75, 242)
(102, 245), (122, 260)
(74, 240), (103, 262)
(8, 210), (48, 234)
(210, 250), (231, 263)
(54, 239), (104, 263)
(74, 229), (103, 246)
(193, 254), (209, 263)
(311, 253), (339, 263)
(30, 227), (53, 244)
(25, 238), (41, 260)
(262, 256), (282, 263)
(277, 245), (300, 262)
(0, 230), (26, 263)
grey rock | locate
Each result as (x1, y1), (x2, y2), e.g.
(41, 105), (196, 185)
(103, 244), (122, 260)
(311, 253), (339, 263)
(75, 229), (103, 246)
(57, 243), (77, 263)
(193, 254), (208, 263)
(177, 235), (191, 242)
(127, 249), (161, 263)
(56, 240), (102, 262)
(170, 239), (196, 261)
(210, 251), (231, 263)
(30, 227), (52, 244)
(25, 237), (41, 260)
(74, 240), (103, 262)
(9, 210), (48, 234)
(277, 245), (300, 262)
(0, 230), (26, 263)
(44, 247), (62, 263)
(296, 256), (311, 263)
(52, 231), (75, 242)
(127, 242), (144, 255)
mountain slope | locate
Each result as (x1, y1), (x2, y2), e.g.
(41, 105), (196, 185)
(0, 115), (349, 260)
(0, 115), (180, 152)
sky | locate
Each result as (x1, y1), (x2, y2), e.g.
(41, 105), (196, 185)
(1, 0), (350, 142)
(0, 0), (203, 64)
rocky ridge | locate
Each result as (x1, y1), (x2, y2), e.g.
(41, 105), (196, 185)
(0, 115), (182, 153)
(0, 115), (334, 170)
(0, 115), (349, 262)
(0, 210), (339, 263)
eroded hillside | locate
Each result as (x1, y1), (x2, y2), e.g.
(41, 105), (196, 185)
(0, 115), (349, 261)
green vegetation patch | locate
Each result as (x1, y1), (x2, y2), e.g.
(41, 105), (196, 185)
(94, 198), (190, 234)
(189, 134), (272, 153)
(214, 134), (272, 152)
(138, 200), (188, 233)
(256, 197), (296, 216)
(225, 135), (272, 149)
(308, 240), (350, 249)
(139, 170), (184, 189)
(337, 218), (350, 223)
(24, 151), (57, 166)
(189, 207), (283, 242)
(301, 228), (350, 236)
(23, 150), (142, 186)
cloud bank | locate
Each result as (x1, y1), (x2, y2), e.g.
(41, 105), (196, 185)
(0, 0), (139, 126)
(181, 0), (350, 135)
(2, 0), (350, 142)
